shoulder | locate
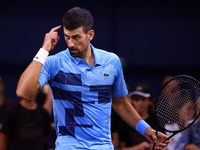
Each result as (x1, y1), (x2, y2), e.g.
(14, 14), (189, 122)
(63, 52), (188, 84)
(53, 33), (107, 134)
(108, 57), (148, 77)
(94, 47), (121, 67)
(43, 49), (70, 71)
(95, 48), (119, 60)
(46, 49), (69, 62)
(3, 103), (21, 120)
(7, 103), (21, 114)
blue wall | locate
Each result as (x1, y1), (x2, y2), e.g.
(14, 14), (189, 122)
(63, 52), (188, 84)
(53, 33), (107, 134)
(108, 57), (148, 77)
(1, 0), (200, 99)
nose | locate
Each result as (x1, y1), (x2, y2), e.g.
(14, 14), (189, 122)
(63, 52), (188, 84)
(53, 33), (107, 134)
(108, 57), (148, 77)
(68, 39), (74, 48)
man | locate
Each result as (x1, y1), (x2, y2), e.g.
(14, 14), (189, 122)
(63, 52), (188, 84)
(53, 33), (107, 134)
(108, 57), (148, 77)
(16, 7), (169, 149)
(0, 76), (18, 136)
(0, 92), (51, 150)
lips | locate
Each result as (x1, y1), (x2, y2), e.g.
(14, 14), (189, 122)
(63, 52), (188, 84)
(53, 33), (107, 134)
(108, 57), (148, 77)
(69, 49), (78, 54)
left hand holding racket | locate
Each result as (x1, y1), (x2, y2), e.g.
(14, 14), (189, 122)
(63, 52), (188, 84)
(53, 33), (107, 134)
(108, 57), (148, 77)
(145, 128), (170, 150)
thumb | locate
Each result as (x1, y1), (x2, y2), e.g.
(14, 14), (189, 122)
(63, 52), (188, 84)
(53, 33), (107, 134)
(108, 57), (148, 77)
(152, 131), (157, 143)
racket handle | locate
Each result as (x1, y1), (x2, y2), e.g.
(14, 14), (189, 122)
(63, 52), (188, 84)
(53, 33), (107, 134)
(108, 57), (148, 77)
(152, 143), (156, 150)
(152, 135), (171, 150)
(162, 136), (171, 143)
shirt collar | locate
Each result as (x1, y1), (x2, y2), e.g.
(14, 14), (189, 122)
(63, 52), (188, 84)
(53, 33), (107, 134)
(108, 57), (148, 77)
(66, 43), (102, 66)
(91, 44), (102, 66)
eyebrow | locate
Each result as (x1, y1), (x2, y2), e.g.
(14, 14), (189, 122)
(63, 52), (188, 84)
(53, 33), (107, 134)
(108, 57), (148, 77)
(64, 33), (81, 37)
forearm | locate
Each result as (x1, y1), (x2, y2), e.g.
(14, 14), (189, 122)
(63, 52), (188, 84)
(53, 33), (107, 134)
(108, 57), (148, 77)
(112, 97), (142, 129)
(16, 61), (42, 100)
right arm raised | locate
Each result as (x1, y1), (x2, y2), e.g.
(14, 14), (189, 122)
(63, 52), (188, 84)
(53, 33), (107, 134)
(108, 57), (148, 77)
(16, 25), (61, 100)
(16, 61), (43, 100)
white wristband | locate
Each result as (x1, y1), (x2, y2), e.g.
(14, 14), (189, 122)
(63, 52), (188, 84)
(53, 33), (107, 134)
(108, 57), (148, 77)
(33, 48), (49, 65)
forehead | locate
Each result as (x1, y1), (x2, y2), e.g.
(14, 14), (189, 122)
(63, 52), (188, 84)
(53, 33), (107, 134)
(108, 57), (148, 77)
(63, 26), (85, 36)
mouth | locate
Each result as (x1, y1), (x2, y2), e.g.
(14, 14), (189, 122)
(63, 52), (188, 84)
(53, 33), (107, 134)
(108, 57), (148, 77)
(69, 48), (78, 54)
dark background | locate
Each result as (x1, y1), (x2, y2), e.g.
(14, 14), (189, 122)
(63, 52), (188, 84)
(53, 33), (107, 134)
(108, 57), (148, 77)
(1, 0), (200, 100)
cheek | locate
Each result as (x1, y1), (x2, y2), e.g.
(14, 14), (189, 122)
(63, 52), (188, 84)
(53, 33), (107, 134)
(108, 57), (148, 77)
(132, 102), (140, 108)
(79, 40), (89, 49)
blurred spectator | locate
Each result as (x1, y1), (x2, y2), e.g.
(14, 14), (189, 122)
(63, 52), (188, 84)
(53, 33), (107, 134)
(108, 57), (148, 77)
(111, 108), (127, 149)
(162, 75), (174, 86)
(0, 76), (17, 135)
(165, 99), (195, 150)
(174, 98), (200, 150)
(36, 84), (56, 150)
(161, 75), (197, 150)
(0, 86), (51, 150)
(114, 83), (161, 150)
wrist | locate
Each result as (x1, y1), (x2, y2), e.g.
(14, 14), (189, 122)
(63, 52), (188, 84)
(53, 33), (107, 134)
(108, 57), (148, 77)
(136, 120), (151, 137)
(33, 48), (49, 65)
(42, 46), (51, 52)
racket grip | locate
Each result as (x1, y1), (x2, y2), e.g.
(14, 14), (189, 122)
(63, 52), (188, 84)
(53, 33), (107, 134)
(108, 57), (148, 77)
(152, 143), (156, 150)
(162, 136), (171, 143)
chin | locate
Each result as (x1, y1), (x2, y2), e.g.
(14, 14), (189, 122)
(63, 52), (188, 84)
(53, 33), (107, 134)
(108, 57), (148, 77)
(70, 53), (78, 58)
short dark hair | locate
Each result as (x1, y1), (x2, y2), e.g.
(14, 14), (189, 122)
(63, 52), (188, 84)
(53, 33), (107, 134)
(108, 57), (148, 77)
(63, 7), (93, 33)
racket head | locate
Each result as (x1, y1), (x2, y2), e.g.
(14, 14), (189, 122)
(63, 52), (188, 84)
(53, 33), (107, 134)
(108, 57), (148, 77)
(155, 75), (200, 133)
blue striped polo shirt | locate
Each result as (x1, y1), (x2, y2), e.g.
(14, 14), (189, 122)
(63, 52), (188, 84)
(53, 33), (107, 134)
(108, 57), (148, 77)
(38, 44), (128, 150)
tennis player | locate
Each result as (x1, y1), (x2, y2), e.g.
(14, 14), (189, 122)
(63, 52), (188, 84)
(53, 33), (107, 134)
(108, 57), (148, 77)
(16, 7), (170, 150)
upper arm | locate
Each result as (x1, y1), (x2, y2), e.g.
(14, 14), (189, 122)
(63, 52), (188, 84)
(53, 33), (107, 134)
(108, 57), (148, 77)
(112, 96), (127, 110)
(112, 96), (133, 116)
(38, 55), (58, 90)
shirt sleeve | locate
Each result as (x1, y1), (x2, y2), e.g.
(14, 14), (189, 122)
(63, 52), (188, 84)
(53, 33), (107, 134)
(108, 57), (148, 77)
(38, 56), (55, 90)
(112, 56), (128, 98)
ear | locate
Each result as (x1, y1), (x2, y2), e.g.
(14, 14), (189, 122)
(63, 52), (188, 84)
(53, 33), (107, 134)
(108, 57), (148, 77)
(87, 30), (95, 41)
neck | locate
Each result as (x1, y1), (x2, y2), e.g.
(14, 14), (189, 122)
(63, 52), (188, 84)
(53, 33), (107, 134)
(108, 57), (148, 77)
(19, 99), (37, 110)
(85, 45), (94, 66)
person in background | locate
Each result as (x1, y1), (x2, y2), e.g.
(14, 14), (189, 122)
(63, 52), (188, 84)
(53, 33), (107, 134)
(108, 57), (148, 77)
(174, 97), (200, 150)
(164, 98), (195, 150)
(161, 75), (174, 86)
(119, 83), (162, 150)
(111, 107), (127, 149)
(0, 86), (51, 150)
(36, 84), (56, 150)
(0, 76), (17, 136)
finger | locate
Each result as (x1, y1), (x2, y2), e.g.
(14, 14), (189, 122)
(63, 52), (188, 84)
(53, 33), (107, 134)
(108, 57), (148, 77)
(155, 143), (167, 150)
(52, 35), (60, 43)
(57, 36), (60, 42)
(50, 25), (62, 32)
(163, 139), (170, 144)
(151, 131), (157, 143)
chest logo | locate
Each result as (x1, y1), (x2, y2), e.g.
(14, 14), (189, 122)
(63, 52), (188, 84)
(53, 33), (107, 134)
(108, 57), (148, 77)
(103, 72), (110, 76)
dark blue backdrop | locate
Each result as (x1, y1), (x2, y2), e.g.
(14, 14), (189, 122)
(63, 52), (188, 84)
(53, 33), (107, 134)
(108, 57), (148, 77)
(1, 0), (200, 100)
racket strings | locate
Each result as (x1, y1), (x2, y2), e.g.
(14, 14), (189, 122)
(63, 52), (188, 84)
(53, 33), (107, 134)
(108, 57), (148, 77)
(156, 77), (200, 132)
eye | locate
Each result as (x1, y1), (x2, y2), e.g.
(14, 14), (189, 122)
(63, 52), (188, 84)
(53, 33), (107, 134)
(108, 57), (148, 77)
(72, 36), (80, 40)
(64, 35), (70, 40)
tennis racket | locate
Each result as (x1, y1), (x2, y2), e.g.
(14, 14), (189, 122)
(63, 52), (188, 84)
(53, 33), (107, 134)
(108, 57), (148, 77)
(152, 75), (200, 150)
